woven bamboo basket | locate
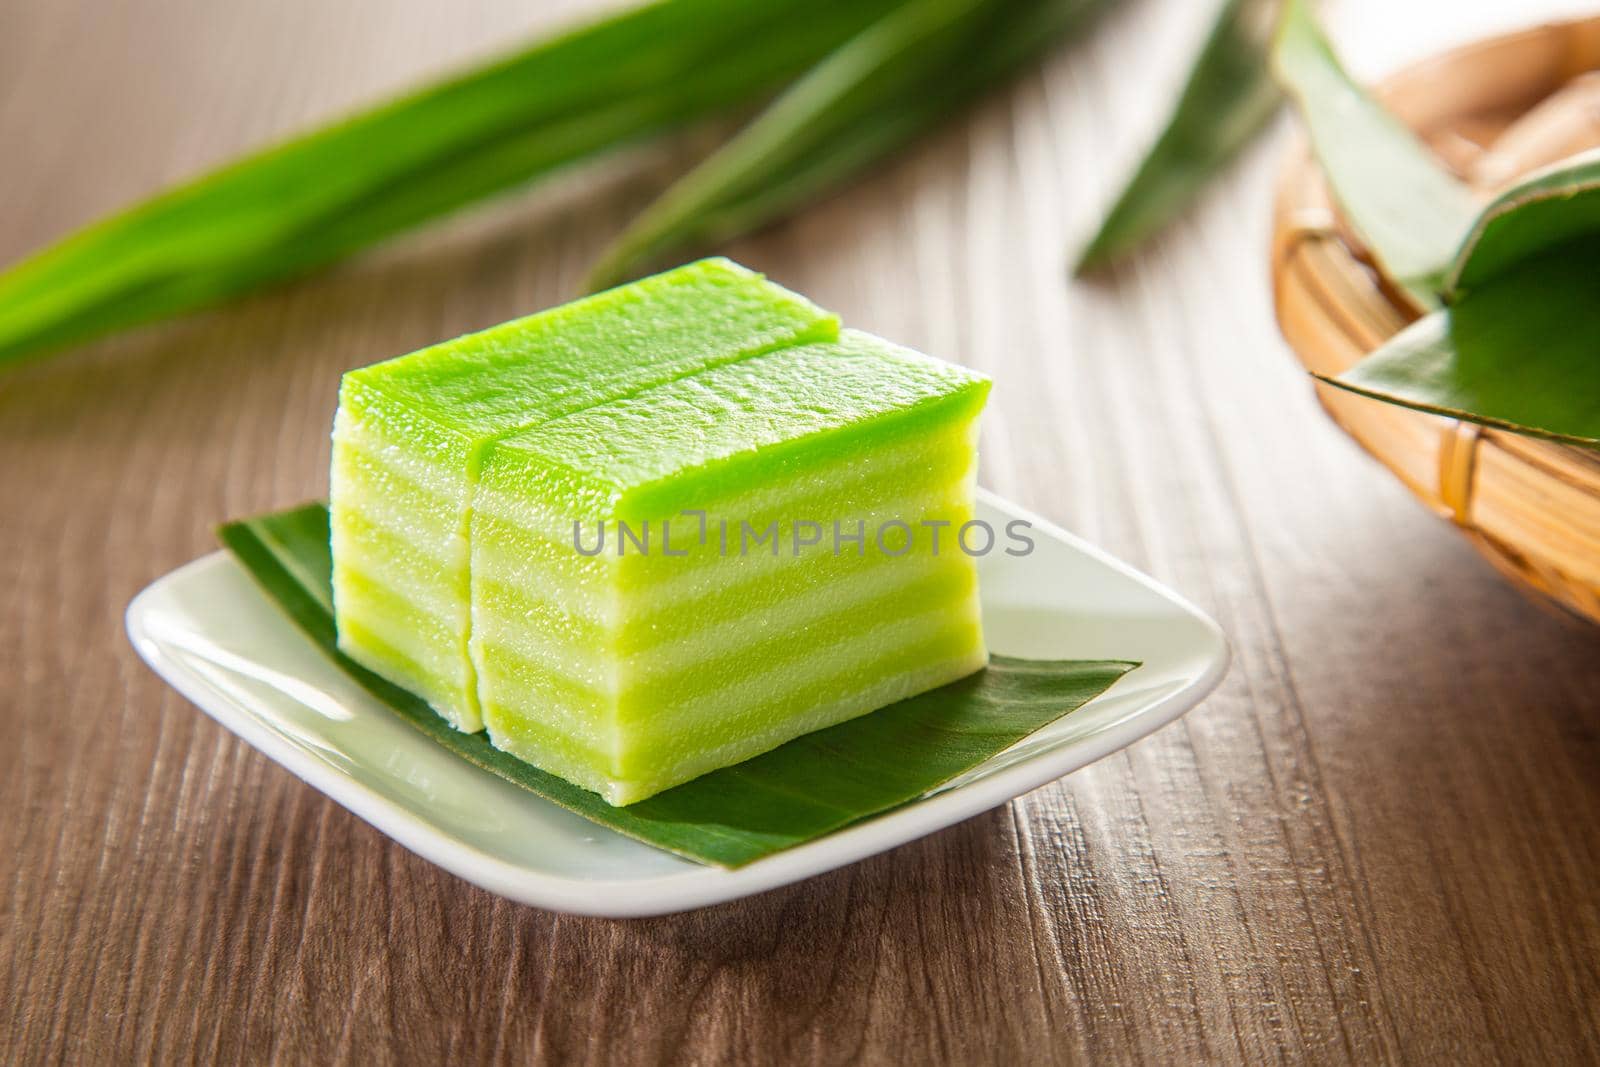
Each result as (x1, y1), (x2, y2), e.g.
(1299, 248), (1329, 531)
(1272, 16), (1600, 626)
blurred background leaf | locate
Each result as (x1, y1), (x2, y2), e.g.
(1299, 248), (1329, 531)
(587, 0), (1117, 290)
(1073, 0), (1282, 275)
(0, 0), (897, 367)
(0, 0), (1290, 368)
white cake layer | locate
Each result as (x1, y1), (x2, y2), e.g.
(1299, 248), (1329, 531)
(477, 588), (983, 746)
(473, 544), (974, 691)
(469, 462), (976, 629)
(482, 611), (987, 805)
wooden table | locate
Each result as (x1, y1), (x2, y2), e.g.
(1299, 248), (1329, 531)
(5, 1), (1598, 1062)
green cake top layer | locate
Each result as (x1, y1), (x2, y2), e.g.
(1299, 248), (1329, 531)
(478, 329), (990, 521)
(338, 257), (837, 466)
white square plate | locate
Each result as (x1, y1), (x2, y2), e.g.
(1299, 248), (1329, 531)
(127, 491), (1227, 917)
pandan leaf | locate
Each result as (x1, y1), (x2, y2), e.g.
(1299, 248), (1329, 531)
(1272, 0), (1478, 306)
(587, 0), (1117, 290)
(1073, 0), (1283, 275)
(1323, 241), (1600, 446)
(219, 503), (1137, 868)
(1321, 153), (1600, 445)
(0, 0), (902, 368)
(1447, 148), (1600, 294)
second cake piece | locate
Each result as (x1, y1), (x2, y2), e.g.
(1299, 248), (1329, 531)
(470, 329), (991, 804)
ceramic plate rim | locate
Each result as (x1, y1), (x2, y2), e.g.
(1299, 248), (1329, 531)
(127, 489), (1229, 917)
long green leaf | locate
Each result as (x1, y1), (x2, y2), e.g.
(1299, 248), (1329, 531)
(0, 0), (901, 368)
(1073, 0), (1282, 275)
(1271, 0), (1477, 305)
(587, 0), (1116, 290)
(1320, 154), (1600, 445)
(219, 503), (1137, 868)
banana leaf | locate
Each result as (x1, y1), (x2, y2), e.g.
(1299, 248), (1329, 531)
(1321, 153), (1600, 446)
(587, 0), (1116, 290)
(1271, 0), (1478, 306)
(219, 503), (1137, 868)
(1073, 0), (1282, 275)
(0, 0), (902, 368)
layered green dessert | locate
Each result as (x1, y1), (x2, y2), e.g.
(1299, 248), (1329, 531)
(472, 331), (989, 803)
(330, 259), (990, 804)
(329, 259), (835, 730)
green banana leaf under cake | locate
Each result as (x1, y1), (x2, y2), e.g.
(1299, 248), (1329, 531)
(330, 259), (990, 804)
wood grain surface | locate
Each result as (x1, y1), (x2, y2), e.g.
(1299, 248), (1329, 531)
(3, 1), (1599, 1063)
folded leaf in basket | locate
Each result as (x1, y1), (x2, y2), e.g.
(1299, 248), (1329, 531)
(1275, 0), (1600, 446)
(1271, 0), (1478, 307)
(1321, 153), (1600, 446)
(1447, 148), (1600, 294)
(219, 503), (1137, 868)
(1325, 239), (1600, 446)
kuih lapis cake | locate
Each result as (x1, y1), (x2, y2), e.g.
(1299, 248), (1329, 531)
(329, 259), (834, 731)
(471, 330), (989, 803)
(330, 260), (989, 804)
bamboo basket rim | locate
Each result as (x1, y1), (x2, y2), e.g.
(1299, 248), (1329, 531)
(1270, 15), (1600, 628)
